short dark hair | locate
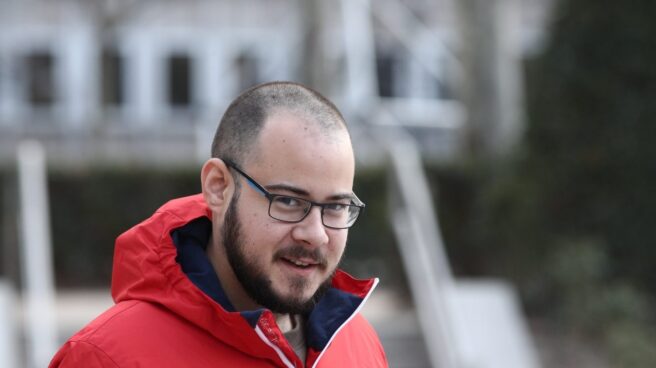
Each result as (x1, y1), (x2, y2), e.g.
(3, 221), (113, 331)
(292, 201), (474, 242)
(211, 81), (347, 166)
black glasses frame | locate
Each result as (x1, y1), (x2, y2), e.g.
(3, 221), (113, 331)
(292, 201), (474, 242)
(223, 159), (365, 229)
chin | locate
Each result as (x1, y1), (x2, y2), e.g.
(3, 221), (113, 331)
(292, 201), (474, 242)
(264, 278), (331, 314)
(275, 285), (317, 304)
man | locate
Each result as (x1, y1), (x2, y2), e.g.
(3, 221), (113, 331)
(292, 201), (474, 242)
(50, 82), (388, 367)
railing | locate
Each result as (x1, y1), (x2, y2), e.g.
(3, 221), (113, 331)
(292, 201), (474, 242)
(375, 119), (461, 368)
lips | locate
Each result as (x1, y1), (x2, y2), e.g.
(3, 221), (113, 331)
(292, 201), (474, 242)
(275, 246), (326, 271)
(282, 257), (318, 268)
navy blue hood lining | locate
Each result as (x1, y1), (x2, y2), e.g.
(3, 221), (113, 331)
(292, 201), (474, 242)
(306, 288), (364, 350)
(171, 217), (236, 312)
(170, 216), (366, 337)
(171, 217), (265, 326)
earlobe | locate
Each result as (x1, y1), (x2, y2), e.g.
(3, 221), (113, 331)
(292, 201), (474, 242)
(201, 158), (233, 213)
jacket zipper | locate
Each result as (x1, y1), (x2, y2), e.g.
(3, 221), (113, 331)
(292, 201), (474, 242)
(255, 325), (296, 368)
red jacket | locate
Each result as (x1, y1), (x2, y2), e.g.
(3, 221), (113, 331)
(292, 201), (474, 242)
(49, 194), (388, 367)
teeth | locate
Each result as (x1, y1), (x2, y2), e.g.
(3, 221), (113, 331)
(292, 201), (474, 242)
(288, 259), (310, 267)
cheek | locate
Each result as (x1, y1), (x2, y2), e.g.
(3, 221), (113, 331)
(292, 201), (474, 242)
(237, 199), (268, 231)
(239, 212), (287, 249)
(328, 232), (348, 256)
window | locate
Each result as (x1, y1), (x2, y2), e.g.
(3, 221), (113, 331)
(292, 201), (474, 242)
(376, 53), (396, 97)
(101, 48), (124, 106)
(167, 53), (192, 107)
(26, 52), (55, 106)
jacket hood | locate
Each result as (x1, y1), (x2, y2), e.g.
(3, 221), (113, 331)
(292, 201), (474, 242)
(110, 194), (378, 367)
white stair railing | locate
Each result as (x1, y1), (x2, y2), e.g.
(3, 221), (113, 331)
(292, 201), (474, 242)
(373, 117), (462, 368)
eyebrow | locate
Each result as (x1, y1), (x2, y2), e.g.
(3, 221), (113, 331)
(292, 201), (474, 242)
(264, 183), (355, 201)
(327, 193), (357, 201)
(265, 183), (309, 196)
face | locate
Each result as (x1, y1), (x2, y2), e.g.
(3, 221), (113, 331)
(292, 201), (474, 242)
(221, 192), (333, 314)
(219, 111), (355, 314)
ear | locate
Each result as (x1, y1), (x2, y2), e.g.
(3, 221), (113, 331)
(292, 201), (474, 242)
(201, 158), (234, 219)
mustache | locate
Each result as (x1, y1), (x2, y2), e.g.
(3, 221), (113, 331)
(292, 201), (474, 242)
(274, 245), (327, 267)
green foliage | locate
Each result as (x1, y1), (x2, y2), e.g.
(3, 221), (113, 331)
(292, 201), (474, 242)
(524, 0), (656, 292)
(543, 241), (650, 330)
(347, 167), (405, 289)
(606, 320), (656, 368)
(48, 167), (201, 287)
(540, 241), (656, 367)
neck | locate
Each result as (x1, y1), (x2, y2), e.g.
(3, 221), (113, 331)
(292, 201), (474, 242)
(275, 313), (297, 333)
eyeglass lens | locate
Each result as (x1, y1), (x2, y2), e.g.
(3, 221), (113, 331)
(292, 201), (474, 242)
(269, 195), (360, 228)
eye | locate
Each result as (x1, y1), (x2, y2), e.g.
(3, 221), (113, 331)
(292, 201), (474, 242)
(324, 203), (348, 212)
(273, 196), (303, 208)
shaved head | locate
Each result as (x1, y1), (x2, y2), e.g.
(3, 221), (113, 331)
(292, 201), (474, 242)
(211, 81), (348, 166)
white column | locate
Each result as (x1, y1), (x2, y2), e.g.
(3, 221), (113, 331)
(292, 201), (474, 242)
(17, 141), (58, 368)
(195, 37), (232, 162)
(1, 36), (25, 125)
(340, 0), (378, 109)
(493, 0), (524, 152)
(126, 30), (159, 126)
(408, 33), (443, 99)
(197, 38), (229, 120)
(60, 25), (98, 129)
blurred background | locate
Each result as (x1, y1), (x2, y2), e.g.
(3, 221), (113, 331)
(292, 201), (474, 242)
(1, 0), (655, 367)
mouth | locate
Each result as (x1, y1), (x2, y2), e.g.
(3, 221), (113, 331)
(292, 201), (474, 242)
(275, 246), (327, 277)
(281, 256), (320, 269)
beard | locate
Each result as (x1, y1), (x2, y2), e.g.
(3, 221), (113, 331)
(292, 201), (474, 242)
(221, 196), (334, 315)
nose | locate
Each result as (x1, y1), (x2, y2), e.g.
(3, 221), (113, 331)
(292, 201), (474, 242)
(291, 206), (329, 247)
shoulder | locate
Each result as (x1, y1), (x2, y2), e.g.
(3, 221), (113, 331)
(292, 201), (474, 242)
(49, 339), (120, 368)
(319, 313), (388, 367)
(339, 313), (386, 350)
(71, 300), (172, 342)
(49, 301), (143, 368)
(340, 313), (379, 338)
(50, 301), (200, 367)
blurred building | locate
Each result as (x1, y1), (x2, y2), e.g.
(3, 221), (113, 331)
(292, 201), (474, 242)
(0, 0), (554, 167)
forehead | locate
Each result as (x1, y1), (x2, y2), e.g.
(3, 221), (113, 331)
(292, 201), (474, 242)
(246, 110), (355, 196)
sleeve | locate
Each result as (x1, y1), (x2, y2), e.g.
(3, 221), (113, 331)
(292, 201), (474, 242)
(49, 340), (120, 368)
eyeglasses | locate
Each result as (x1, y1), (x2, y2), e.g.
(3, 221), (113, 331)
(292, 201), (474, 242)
(223, 160), (365, 229)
